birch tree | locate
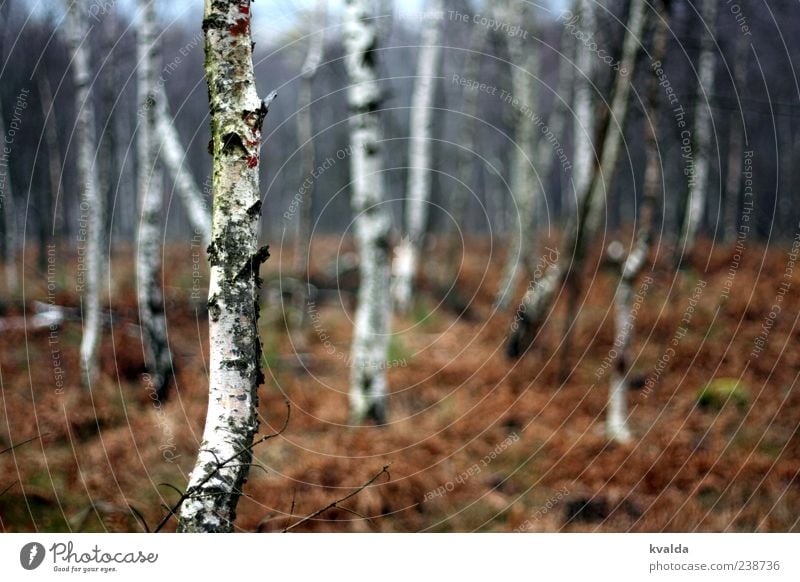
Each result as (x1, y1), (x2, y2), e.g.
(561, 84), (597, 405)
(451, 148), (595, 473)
(494, 0), (538, 310)
(294, 1), (325, 297)
(677, 0), (718, 262)
(0, 101), (17, 294)
(155, 96), (211, 246)
(65, 0), (104, 386)
(136, 0), (172, 401)
(606, 2), (668, 443)
(344, 0), (393, 424)
(507, 0), (649, 358)
(571, 0), (596, 219)
(723, 32), (748, 244)
(393, 0), (443, 314)
(178, 0), (271, 532)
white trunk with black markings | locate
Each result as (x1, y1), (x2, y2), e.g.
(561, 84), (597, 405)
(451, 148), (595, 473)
(393, 0), (443, 313)
(344, 0), (392, 424)
(65, 0), (104, 386)
(178, 0), (269, 532)
(136, 0), (172, 401)
(678, 0), (718, 258)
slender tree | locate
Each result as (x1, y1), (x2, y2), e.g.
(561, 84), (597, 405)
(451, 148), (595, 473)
(723, 31), (748, 244)
(294, 1), (325, 310)
(155, 96), (211, 247)
(507, 0), (649, 358)
(178, 0), (271, 532)
(606, 2), (668, 443)
(37, 65), (64, 255)
(677, 0), (718, 262)
(136, 0), (172, 401)
(65, 0), (104, 386)
(393, 0), (443, 314)
(571, 0), (596, 220)
(344, 0), (393, 424)
(494, 0), (538, 310)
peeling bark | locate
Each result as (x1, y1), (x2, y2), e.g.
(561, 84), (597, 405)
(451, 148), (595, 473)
(136, 0), (172, 401)
(393, 0), (443, 314)
(178, 0), (269, 532)
(507, 0), (649, 359)
(677, 0), (718, 262)
(65, 0), (104, 386)
(344, 0), (392, 424)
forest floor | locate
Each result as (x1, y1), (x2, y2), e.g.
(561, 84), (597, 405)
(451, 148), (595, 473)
(1, 235), (799, 532)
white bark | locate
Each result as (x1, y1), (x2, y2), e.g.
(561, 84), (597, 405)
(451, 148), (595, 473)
(494, 0), (538, 310)
(155, 97), (211, 247)
(136, 0), (172, 401)
(0, 101), (17, 294)
(344, 0), (393, 424)
(393, 0), (443, 314)
(508, 0), (648, 357)
(65, 0), (104, 386)
(178, 0), (269, 532)
(678, 0), (718, 259)
(571, 0), (596, 214)
(606, 3), (668, 443)
(294, 1), (325, 278)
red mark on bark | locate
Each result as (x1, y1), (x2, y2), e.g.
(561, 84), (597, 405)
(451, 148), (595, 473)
(247, 156), (258, 168)
(239, 4), (249, 15)
(230, 16), (250, 36)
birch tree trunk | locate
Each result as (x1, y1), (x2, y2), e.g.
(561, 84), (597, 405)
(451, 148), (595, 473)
(136, 0), (172, 401)
(606, 2), (668, 443)
(155, 96), (211, 247)
(65, 0), (104, 386)
(571, 0), (596, 217)
(393, 0), (443, 314)
(344, 0), (393, 424)
(507, 0), (648, 358)
(0, 101), (17, 295)
(723, 32), (748, 244)
(294, 1), (325, 299)
(494, 0), (538, 310)
(178, 0), (269, 533)
(677, 0), (718, 262)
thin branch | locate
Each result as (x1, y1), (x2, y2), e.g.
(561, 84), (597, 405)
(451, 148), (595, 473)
(282, 464), (390, 533)
(0, 433), (48, 455)
(128, 504), (151, 533)
(153, 401), (290, 532)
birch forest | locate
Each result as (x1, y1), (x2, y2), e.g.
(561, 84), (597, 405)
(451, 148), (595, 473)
(2, 0), (800, 534)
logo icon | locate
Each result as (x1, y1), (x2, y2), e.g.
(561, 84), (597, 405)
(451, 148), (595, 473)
(20, 542), (46, 570)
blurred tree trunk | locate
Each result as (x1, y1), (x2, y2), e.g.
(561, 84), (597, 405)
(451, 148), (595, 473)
(65, 0), (104, 386)
(723, 32), (748, 244)
(507, 0), (648, 359)
(677, 0), (718, 263)
(344, 0), (392, 424)
(293, 0), (325, 330)
(99, 9), (117, 254)
(178, 0), (269, 532)
(606, 2), (668, 443)
(37, 66), (64, 259)
(155, 97), (211, 247)
(448, 22), (486, 277)
(571, 0), (596, 221)
(394, 0), (443, 314)
(136, 0), (172, 401)
(0, 101), (17, 295)
(494, 0), (537, 310)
